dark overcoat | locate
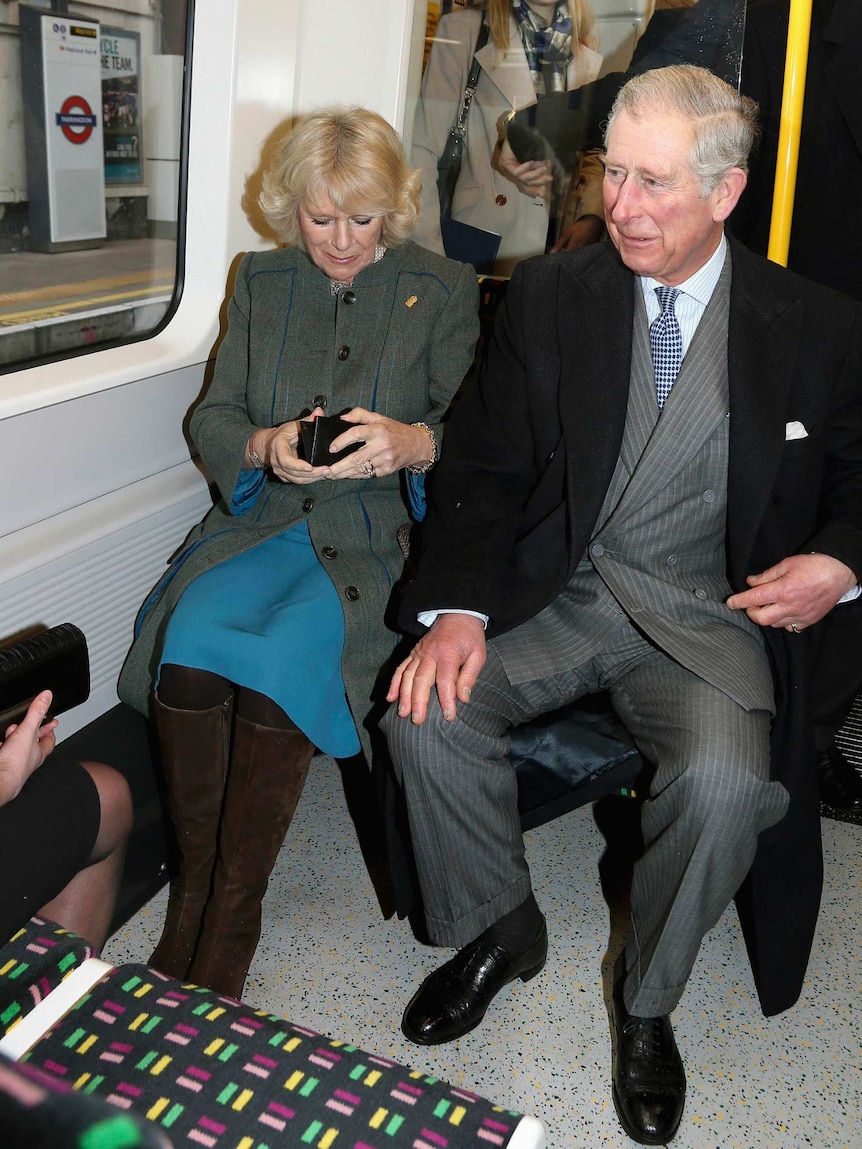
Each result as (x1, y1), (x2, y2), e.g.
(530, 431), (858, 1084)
(119, 242), (479, 767)
(401, 235), (862, 1015)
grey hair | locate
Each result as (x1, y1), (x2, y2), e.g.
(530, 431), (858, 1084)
(604, 65), (760, 195)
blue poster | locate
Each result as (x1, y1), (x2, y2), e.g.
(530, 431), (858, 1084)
(101, 26), (142, 184)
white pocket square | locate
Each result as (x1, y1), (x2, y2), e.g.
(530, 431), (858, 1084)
(785, 420), (808, 441)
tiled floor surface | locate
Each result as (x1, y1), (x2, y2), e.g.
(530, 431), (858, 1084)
(107, 753), (861, 1149)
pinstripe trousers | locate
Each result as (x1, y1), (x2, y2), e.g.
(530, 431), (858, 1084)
(382, 617), (789, 1016)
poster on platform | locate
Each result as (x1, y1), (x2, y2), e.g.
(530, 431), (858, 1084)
(101, 26), (142, 184)
(19, 7), (106, 248)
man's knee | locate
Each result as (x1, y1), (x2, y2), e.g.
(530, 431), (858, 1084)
(381, 695), (448, 781)
(656, 758), (787, 840)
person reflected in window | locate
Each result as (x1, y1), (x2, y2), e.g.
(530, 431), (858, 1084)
(118, 107), (479, 1001)
(0, 690), (132, 948)
(412, 0), (605, 275)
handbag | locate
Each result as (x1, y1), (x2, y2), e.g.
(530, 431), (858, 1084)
(436, 15), (490, 221)
(0, 623), (90, 729)
(298, 414), (362, 466)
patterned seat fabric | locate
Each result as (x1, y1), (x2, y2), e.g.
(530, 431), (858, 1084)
(0, 1053), (172, 1149)
(24, 963), (526, 1147)
(0, 917), (94, 1042)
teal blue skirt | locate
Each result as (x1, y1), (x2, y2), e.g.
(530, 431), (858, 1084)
(159, 521), (360, 757)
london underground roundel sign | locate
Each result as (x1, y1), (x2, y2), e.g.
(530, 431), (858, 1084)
(56, 95), (97, 144)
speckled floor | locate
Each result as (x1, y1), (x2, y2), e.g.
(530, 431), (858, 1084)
(106, 754), (861, 1149)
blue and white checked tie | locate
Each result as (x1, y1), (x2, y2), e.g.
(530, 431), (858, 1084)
(650, 286), (683, 409)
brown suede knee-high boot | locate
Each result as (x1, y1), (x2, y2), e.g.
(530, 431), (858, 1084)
(186, 715), (314, 999)
(149, 693), (233, 979)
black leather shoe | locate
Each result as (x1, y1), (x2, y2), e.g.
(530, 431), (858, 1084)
(402, 921), (547, 1045)
(612, 985), (686, 1145)
(817, 746), (862, 813)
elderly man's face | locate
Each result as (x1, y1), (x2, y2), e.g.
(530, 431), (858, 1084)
(603, 107), (742, 286)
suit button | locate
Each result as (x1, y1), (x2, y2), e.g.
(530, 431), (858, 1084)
(337, 345), (350, 361)
(590, 543), (604, 558)
(322, 546), (338, 560)
(703, 489), (716, 502)
(666, 554), (679, 566)
(302, 497), (314, 513)
(342, 290), (356, 304)
(313, 394), (328, 410)
(694, 588), (708, 600)
(495, 194), (507, 205)
(345, 586), (360, 602)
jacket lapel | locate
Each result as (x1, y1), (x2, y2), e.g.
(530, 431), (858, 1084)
(476, 21), (536, 112)
(556, 247), (633, 563)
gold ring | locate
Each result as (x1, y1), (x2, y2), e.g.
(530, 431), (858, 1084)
(790, 623), (800, 634)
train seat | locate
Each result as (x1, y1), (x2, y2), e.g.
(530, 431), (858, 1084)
(0, 916), (547, 1148)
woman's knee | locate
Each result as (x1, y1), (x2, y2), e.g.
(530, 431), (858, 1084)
(79, 760), (134, 860)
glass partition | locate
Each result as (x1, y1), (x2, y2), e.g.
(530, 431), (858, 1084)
(0, 0), (190, 372)
(408, 0), (747, 279)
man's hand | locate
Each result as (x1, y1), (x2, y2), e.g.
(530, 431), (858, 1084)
(727, 553), (858, 632)
(386, 614), (486, 725)
(0, 690), (57, 807)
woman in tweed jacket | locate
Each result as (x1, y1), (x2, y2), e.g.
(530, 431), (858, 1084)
(118, 107), (478, 999)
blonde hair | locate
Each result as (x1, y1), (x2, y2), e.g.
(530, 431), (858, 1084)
(259, 106), (421, 247)
(484, 0), (595, 54)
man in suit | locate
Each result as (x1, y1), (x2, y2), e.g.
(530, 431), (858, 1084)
(382, 64), (862, 1145)
(732, 0), (862, 814)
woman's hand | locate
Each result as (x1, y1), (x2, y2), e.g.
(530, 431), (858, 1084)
(493, 138), (553, 199)
(0, 690), (57, 808)
(327, 408), (435, 480)
(252, 408), (330, 485)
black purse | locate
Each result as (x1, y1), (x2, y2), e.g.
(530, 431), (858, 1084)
(298, 415), (362, 466)
(436, 15), (490, 221)
(0, 623), (90, 729)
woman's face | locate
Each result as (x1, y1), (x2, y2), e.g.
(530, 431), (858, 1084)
(525, 1), (560, 18)
(298, 194), (385, 283)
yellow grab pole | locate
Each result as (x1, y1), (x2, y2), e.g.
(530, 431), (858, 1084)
(766, 0), (813, 267)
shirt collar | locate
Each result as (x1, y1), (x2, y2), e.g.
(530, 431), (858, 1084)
(639, 232), (727, 309)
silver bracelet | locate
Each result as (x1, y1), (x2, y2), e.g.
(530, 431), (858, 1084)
(407, 422), (438, 475)
(247, 433), (265, 470)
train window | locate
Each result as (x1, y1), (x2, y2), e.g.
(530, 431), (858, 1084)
(409, 1), (746, 280)
(0, 0), (190, 373)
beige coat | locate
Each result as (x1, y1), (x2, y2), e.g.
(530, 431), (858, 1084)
(118, 242), (479, 765)
(411, 7), (604, 275)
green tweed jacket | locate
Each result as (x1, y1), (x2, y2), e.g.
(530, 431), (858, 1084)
(118, 241), (479, 764)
